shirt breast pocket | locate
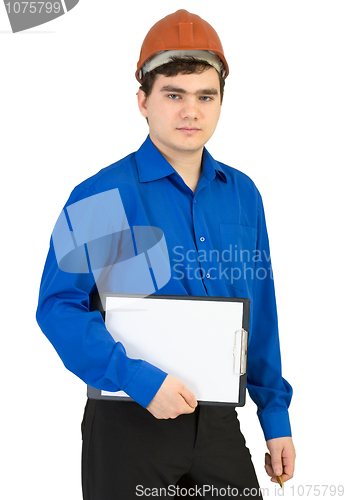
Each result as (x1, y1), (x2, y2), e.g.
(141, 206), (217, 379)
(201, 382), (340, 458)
(219, 223), (256, 294)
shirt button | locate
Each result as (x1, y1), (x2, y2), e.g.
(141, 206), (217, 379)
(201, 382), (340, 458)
(200, 237), (205, 242)
(206, 273), (211, 278)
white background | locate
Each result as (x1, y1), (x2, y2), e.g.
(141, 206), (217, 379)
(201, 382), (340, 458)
(1, 1), (345, 498)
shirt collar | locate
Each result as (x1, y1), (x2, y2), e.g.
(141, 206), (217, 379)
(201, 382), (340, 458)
(135, 135), (227, 184)
(201, 148), (227, 183)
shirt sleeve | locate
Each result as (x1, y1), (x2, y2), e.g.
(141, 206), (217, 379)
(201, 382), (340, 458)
(36, 185), (167, 408)
(246, 190), (293, 441)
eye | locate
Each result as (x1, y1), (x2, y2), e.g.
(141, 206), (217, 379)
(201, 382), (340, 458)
(199, 96), (213, 102)
(167, 94), (180, 100)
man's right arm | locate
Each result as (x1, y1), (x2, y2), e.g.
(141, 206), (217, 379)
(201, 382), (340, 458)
(36, 186), (167, 409)
(36, 186), (196, 418)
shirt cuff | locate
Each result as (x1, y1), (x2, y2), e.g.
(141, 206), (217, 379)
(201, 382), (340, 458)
(123, 360), (168, 408)
(258, 409), (292, 441)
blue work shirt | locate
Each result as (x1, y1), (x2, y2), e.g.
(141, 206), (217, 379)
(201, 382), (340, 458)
(36, 135), (292, 441)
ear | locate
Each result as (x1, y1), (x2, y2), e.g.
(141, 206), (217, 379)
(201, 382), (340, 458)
(137, 89), (148, 119)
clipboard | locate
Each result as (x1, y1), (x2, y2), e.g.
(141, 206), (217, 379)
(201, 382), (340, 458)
(88, 294), (250, 406)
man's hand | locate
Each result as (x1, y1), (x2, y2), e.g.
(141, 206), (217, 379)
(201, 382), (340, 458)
(265, 436), (296, 484)
(147, 375), (198, 419)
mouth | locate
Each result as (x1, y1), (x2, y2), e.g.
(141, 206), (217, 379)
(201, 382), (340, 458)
(177, 127), (201, 134)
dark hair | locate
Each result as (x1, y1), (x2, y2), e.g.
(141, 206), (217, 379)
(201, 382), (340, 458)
(139, 56), (225, 103)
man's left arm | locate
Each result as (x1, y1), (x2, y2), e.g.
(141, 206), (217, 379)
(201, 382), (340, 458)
(246, 189), (296, 482)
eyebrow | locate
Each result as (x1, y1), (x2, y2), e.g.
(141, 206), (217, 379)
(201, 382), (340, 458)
(160, 85), (219, 96)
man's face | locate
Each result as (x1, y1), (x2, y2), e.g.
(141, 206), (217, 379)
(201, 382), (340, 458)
(138, 68), (222, 158)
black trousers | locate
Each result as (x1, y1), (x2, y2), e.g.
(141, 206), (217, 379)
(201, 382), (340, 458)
(81, 399), (263, 499)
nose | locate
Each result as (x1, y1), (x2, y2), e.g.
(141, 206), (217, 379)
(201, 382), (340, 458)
(180, 97), (199, 121)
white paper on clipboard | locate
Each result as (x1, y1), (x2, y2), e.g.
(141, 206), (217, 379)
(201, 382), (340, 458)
(100, 295), (246, 404)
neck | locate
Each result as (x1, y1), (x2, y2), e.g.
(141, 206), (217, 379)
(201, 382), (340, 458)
(150, 135), (203, 193)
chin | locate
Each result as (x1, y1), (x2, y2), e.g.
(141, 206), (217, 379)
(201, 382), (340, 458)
(175, 135), (206, 149)
(173, 142), (204, 153)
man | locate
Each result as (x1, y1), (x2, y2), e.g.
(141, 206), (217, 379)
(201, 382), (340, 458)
(36, 9), (295, 499)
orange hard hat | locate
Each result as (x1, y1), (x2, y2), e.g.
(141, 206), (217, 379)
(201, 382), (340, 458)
(136, 9), (229, 83)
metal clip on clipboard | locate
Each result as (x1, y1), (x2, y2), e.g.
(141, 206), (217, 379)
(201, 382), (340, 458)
(233, 329), (248, 376)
